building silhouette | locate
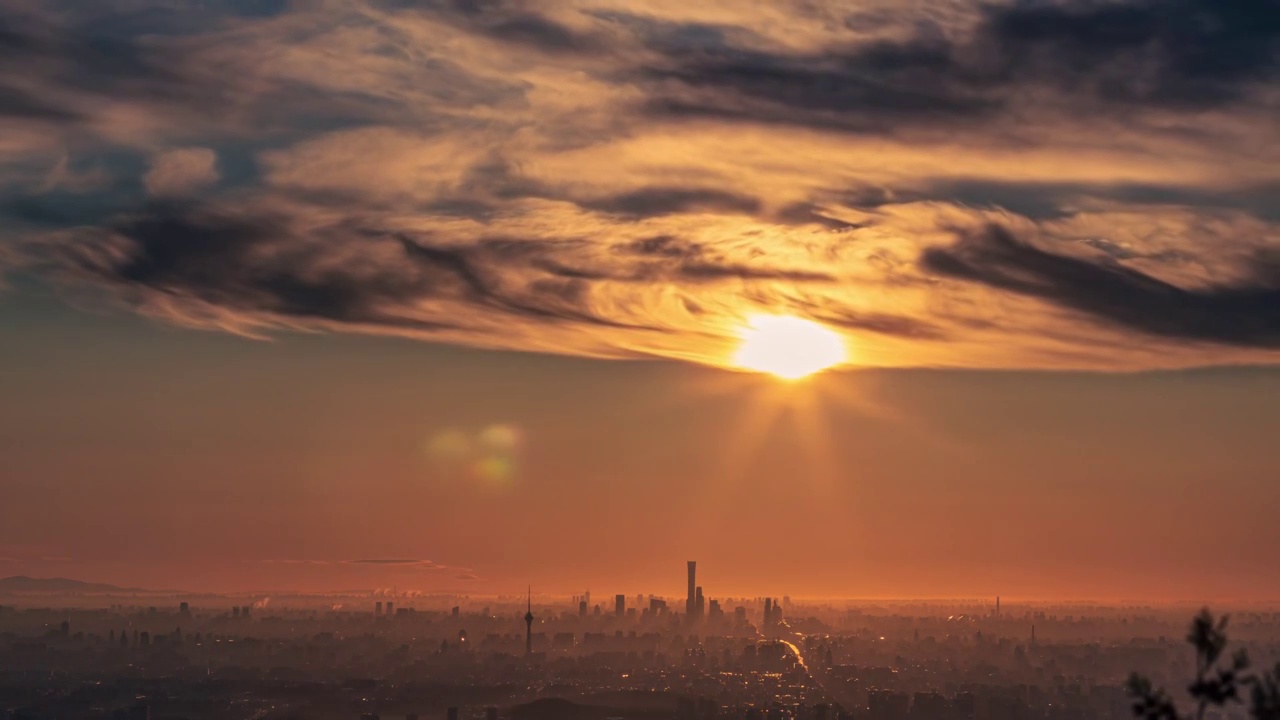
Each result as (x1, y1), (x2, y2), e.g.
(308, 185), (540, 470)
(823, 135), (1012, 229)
(524, 587), (534, 656)
(686, 561), (696, 617)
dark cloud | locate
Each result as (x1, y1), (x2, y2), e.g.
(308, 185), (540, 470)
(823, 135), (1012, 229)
(676, 262), (834, 284)
(53, 202), (648, 331)
(773, 203), (868, 230)
(921, 224), (1280, 347)
(640, 39), (996, 133)
(43, 203), (837, 339)
(615, 235), (704, 259)
(813, 309), (948, 341)
(57, 205), (460, 331)
(0, 5), (495, 139)
(581, 187), (761, 218)
(639, 0), (1280, 132)
(399, 236), (661, 330)
(0, 9), (231, 123)
(482, 12), (604, 54)
(978, 0), (1280, 109)
(0, 86), (83, 121)
(827, 178), (1280, 222)
(439, 165), (768, 223)
(383, 0), (608, 56)
(609, 235), (835, 283)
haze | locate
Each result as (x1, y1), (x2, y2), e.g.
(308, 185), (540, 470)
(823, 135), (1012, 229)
(1, 0), (1278, 604)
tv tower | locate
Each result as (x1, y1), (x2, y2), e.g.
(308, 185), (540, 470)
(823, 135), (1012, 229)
(524, 587), (534, 656)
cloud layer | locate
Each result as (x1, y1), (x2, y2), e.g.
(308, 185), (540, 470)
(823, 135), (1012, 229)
(2, 0), (1278, 370)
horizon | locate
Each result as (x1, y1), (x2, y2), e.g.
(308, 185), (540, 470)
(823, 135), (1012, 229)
(7, 573), (1280, 609)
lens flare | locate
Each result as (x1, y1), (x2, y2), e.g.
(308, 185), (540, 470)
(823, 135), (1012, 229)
(424, 424), (523, 488)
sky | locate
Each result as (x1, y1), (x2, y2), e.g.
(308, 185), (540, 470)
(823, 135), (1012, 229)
(0, 0), (1278, 600)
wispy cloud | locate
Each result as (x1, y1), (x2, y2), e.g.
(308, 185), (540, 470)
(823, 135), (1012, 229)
(346, 559), (449, 570)
(922, 224), (1280, 347)
(1, 0), (1277, 370)
(250, 558), (454, 571)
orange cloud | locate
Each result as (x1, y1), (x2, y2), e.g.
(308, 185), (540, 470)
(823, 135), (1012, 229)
(2, 0), (1277, 371)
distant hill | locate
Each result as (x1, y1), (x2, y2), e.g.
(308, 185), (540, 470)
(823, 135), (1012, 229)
(0, 576), (149, 594)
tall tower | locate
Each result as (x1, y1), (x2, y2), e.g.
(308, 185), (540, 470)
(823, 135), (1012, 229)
(996, 596), (1000, 618)
(524, 587), (534, 656)
(686, 561), (697, 617)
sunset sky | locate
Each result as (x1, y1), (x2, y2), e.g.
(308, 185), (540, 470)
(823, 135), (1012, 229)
(1, 0), (1278, 600)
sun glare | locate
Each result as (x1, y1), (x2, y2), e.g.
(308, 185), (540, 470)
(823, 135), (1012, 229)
(732, 315), (847, 380)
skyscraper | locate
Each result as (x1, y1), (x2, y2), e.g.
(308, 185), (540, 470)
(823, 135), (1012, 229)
(524, 587), (534, 656)
(686, 561), (696, 617)
(695, 586), (704, 620)
(615, 594), (625, 618)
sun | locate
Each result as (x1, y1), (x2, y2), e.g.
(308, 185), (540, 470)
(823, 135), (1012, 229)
(731, 315), (848, 380)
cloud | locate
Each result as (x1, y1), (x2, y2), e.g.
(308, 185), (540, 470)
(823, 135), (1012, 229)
(580, 187), (762, 218)
(144, 148), (219, 197)
(640, 39), (998, 133)
(386, 0), (611, 56)
(921, 224), (1280, 347)
(346, 559), (448, 569)
(37, 200), (839, 345)
(454, 573), (481, 581)
(0, 6), (242, 135)
(252, 558), (455, 571)
(974, 0), (1280, 109)
(636, 0), (1280, 133)
(0, 0), (1277, 371)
